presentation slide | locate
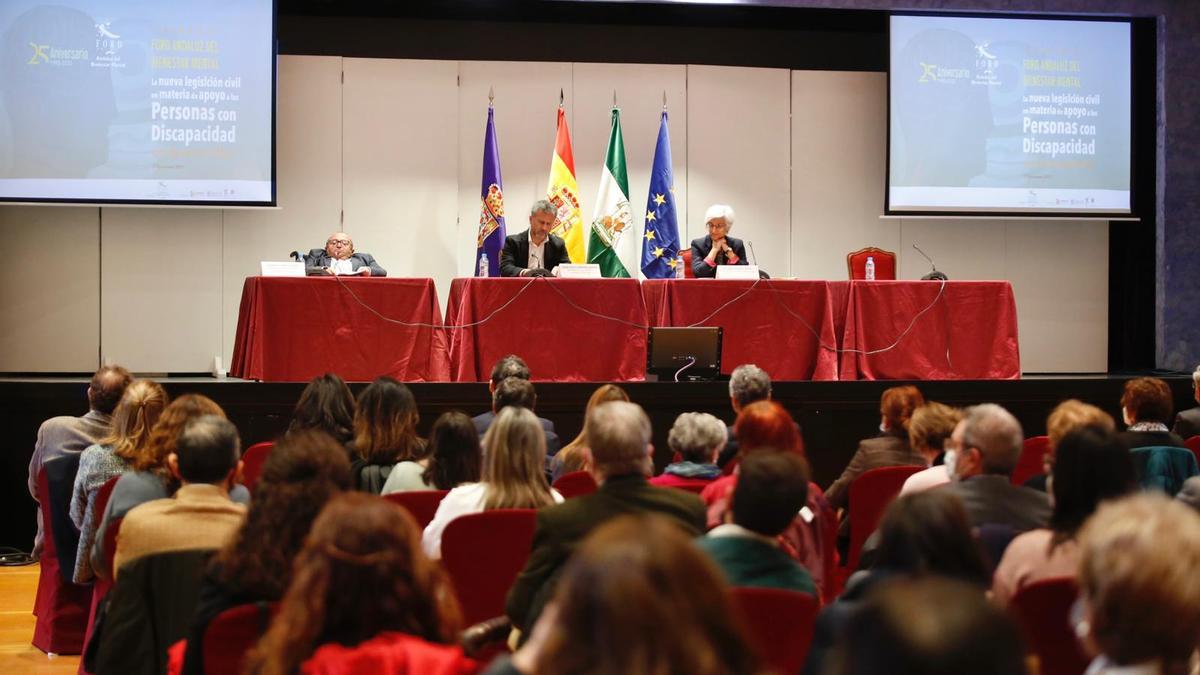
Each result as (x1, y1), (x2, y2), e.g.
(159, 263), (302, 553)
(0, 0), (274, 205)
(888, 14), (1132, 215)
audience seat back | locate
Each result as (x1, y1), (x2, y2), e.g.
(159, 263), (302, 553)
(32, 465), (91, 656)
(1013, 435), (1051, 486)
(551, 470), (597, 499)
(202, 601), (279, 675)
(46, 454), (83, 584)
(1008, 576), (1090, 675)
(845, 465), (923, 570)
(1130, 445), (1200, 495)
(441, 509), (537, 626)
(383, 490), (449, 529)
(1184, 435), (1200, 464)
(730, 587), (819, 675)
(240, 441), (275, 493)
(79, 476), (122, 674)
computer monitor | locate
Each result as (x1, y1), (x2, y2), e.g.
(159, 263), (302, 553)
(646, 327), (723, 381)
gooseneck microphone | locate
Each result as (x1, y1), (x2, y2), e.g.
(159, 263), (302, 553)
(747, 240), (757, 266)
(912, 243), (949, 281)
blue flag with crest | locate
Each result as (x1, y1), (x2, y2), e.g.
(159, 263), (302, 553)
(475, 105), (506, 277)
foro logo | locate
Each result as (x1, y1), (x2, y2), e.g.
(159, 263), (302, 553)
(919, 62), (938, 83)
(28, 42), (49, 65)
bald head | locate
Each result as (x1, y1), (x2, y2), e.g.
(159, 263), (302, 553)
(325, 232), (354, 259)
(89, 365), (133, 415)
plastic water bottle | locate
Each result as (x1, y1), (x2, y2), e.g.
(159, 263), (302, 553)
(478, 253), (489, 278)
(865, 256), (876, 281)
(675, 256), (684, 279)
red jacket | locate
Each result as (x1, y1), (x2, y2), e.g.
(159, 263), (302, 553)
(301, 632), (479, 675)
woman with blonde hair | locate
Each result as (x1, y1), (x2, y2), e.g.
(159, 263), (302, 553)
(549, 384), (629, 482)
(899, 402), (964, 495)
(423, 406), (562, 559)
(69, 379), (167, 582)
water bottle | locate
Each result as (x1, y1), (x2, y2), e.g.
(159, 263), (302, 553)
(865, 256), (875, 281)
(675, 256), (684, 279)
(478, 253), (489, 278)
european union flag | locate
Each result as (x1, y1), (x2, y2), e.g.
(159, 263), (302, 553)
(640, 111), (681, 279)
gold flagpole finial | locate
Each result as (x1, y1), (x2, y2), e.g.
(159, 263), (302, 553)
(613, 90), (618, 108)
(662, 90), (667, 111)
(559, 88), (564, 106)
(488, 86), (494, 106)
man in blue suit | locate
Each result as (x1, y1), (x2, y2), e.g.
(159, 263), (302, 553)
(303, 232), (387, 276)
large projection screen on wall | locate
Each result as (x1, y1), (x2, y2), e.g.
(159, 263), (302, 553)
(887, 13), (1132, 217)
(0, 0), (275, 206)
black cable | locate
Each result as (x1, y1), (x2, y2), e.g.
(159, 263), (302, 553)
(0, 547), (36, 566)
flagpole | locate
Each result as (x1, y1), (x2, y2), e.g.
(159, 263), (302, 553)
(488, 86), (494, 107)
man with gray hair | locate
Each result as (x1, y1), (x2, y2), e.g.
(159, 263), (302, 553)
(506, 401), (705, 639)
(1171, 364), (1200, 439)
(939, 403), (1050, 531)
(499, 199), (571, 277)
(720, 364), (792, 466)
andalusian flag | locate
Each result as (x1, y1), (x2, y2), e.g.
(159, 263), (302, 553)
(587, 107), (635, 278)
(546, 103), (585, 263)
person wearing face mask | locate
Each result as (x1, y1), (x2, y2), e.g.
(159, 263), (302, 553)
(937, 404), (1051, 532)
(303, 232), (387, 276)
(689, 204), (748, 278)
(500, 200), (571, 277)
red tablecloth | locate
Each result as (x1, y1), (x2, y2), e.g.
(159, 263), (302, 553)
(229, 277), (450, 382)
(642, 280), (846, 381)
(445, 278), (648, 382)
(839, 280), (1020, 380)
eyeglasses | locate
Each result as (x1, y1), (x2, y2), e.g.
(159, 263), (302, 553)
(326, 240), (351, 247)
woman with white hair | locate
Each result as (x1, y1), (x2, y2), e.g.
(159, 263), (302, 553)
(689, 204), (748, 278)
(650, 412), (726, 490)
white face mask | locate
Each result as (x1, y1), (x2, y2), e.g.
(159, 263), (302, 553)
(943, 449), (959, 481)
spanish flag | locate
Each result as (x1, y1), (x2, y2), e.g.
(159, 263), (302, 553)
(546, 104), (585, 263)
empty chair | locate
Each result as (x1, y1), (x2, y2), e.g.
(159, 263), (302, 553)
(383, 490), (449, 529)
(551, 470), (597, 499)
(1012, 435), (1051, 486)
(239, 441), (274, 492)
(32, 463), (90, 656)
(202, 602), (279, 675)
(731, 587), (819, 675)
(846, 247), (896, 280)
(1008, 577), (1090, 675)
(845, 465), (924, 571)
(441, 509), (537, 626)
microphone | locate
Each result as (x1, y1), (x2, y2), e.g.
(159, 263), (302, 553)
(746, 241), (771, 279)
(912, 243), (948, 281)
(290, 250), (304, 262)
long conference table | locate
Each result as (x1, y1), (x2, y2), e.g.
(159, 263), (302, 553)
(230, 276), (1020, 382)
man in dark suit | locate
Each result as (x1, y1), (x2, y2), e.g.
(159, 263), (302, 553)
(690, 204), (748, 278)
(1172, 367), (1200, 440)
(506, 401), (706, 636)
(939, 404), (1050, 532)
(303, 232), (387, 276)
(476, 377), (560, 456)
(472, 355), (558, 449)
(500, 200), (571, 277)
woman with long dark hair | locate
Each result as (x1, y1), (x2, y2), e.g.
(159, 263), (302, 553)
(382, 411), (481, 493)
(288, 373), (356, 452)
(351, 377), (426, 492)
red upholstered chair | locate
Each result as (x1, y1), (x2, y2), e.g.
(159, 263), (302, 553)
(846, 247), (897, 280)
(1185, 435), (1200, 464)
(730, 587), (819, 675)
(844, 465), (924, 571)
(240, 441), (274, 493)
(32, 467), (91, 656)
(202, 602), (280, 675)
(667, 482), (709, 495)
(1008, 577), (1090, 675)
(551, 470), (597, 499)
(1013, 436), (1051, 486)
(78, 476), (121, 674)
(383, 490), (449, 530)
(681, 248), (695, 278)
(441, 509), (538, 626)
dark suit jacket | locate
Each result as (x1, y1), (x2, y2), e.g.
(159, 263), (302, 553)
(472, 410), (561, 456)
(690, 235), (748, 278)
(505, 474), (706, 631)
(825, 432), (926, 539)
(937, 475), (1051, 532)
(1174, 407), (1200, 441)
(499, 231), (570, 277)
(1118, 429), (1187, 451)
(303, 249), (387, 276)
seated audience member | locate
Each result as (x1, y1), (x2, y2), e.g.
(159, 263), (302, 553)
(287, 372), (356, 454)
(499, 200), (571, 277)
(350, 377), (426, 493)
(550, 383), (629, 481)
(689, 204), (748, 278)
(506, 401), (706, 637)
(939, 403), (1051, 531)
(477, 376), (560, 455)
(28, 364), (131, 557)
(473, 355), (541, 430)
(114, 415), (247, 576)
(422, 407), (562, 559)
(701, 400), (838, 602)
(650, 412), (726, 489)
(244, 493), (469, 674)
(91, 394), (242, 577)
(69, 379), (167, 582)
(826, 385), (927, 542)
(1171, 365), (1200, 439)
(992, 426), (1134, 607)
(697, 452), (815, 594)
(303, 232), (387, 276)
(1076, 493), (1200, 675)
(382, 411), (481, 494)
(182, 430), (351, 675)
(1118, 376), (1187, 449)
(1022, 399), (1118, 493)
(824, 577), (1027, 675)
(804, 490), (991, 675)
(719, 363), (775, 466)
(488, 516), (760, 675)
(899, 402), (964, 495)
(1178, 476), (1200, 513)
